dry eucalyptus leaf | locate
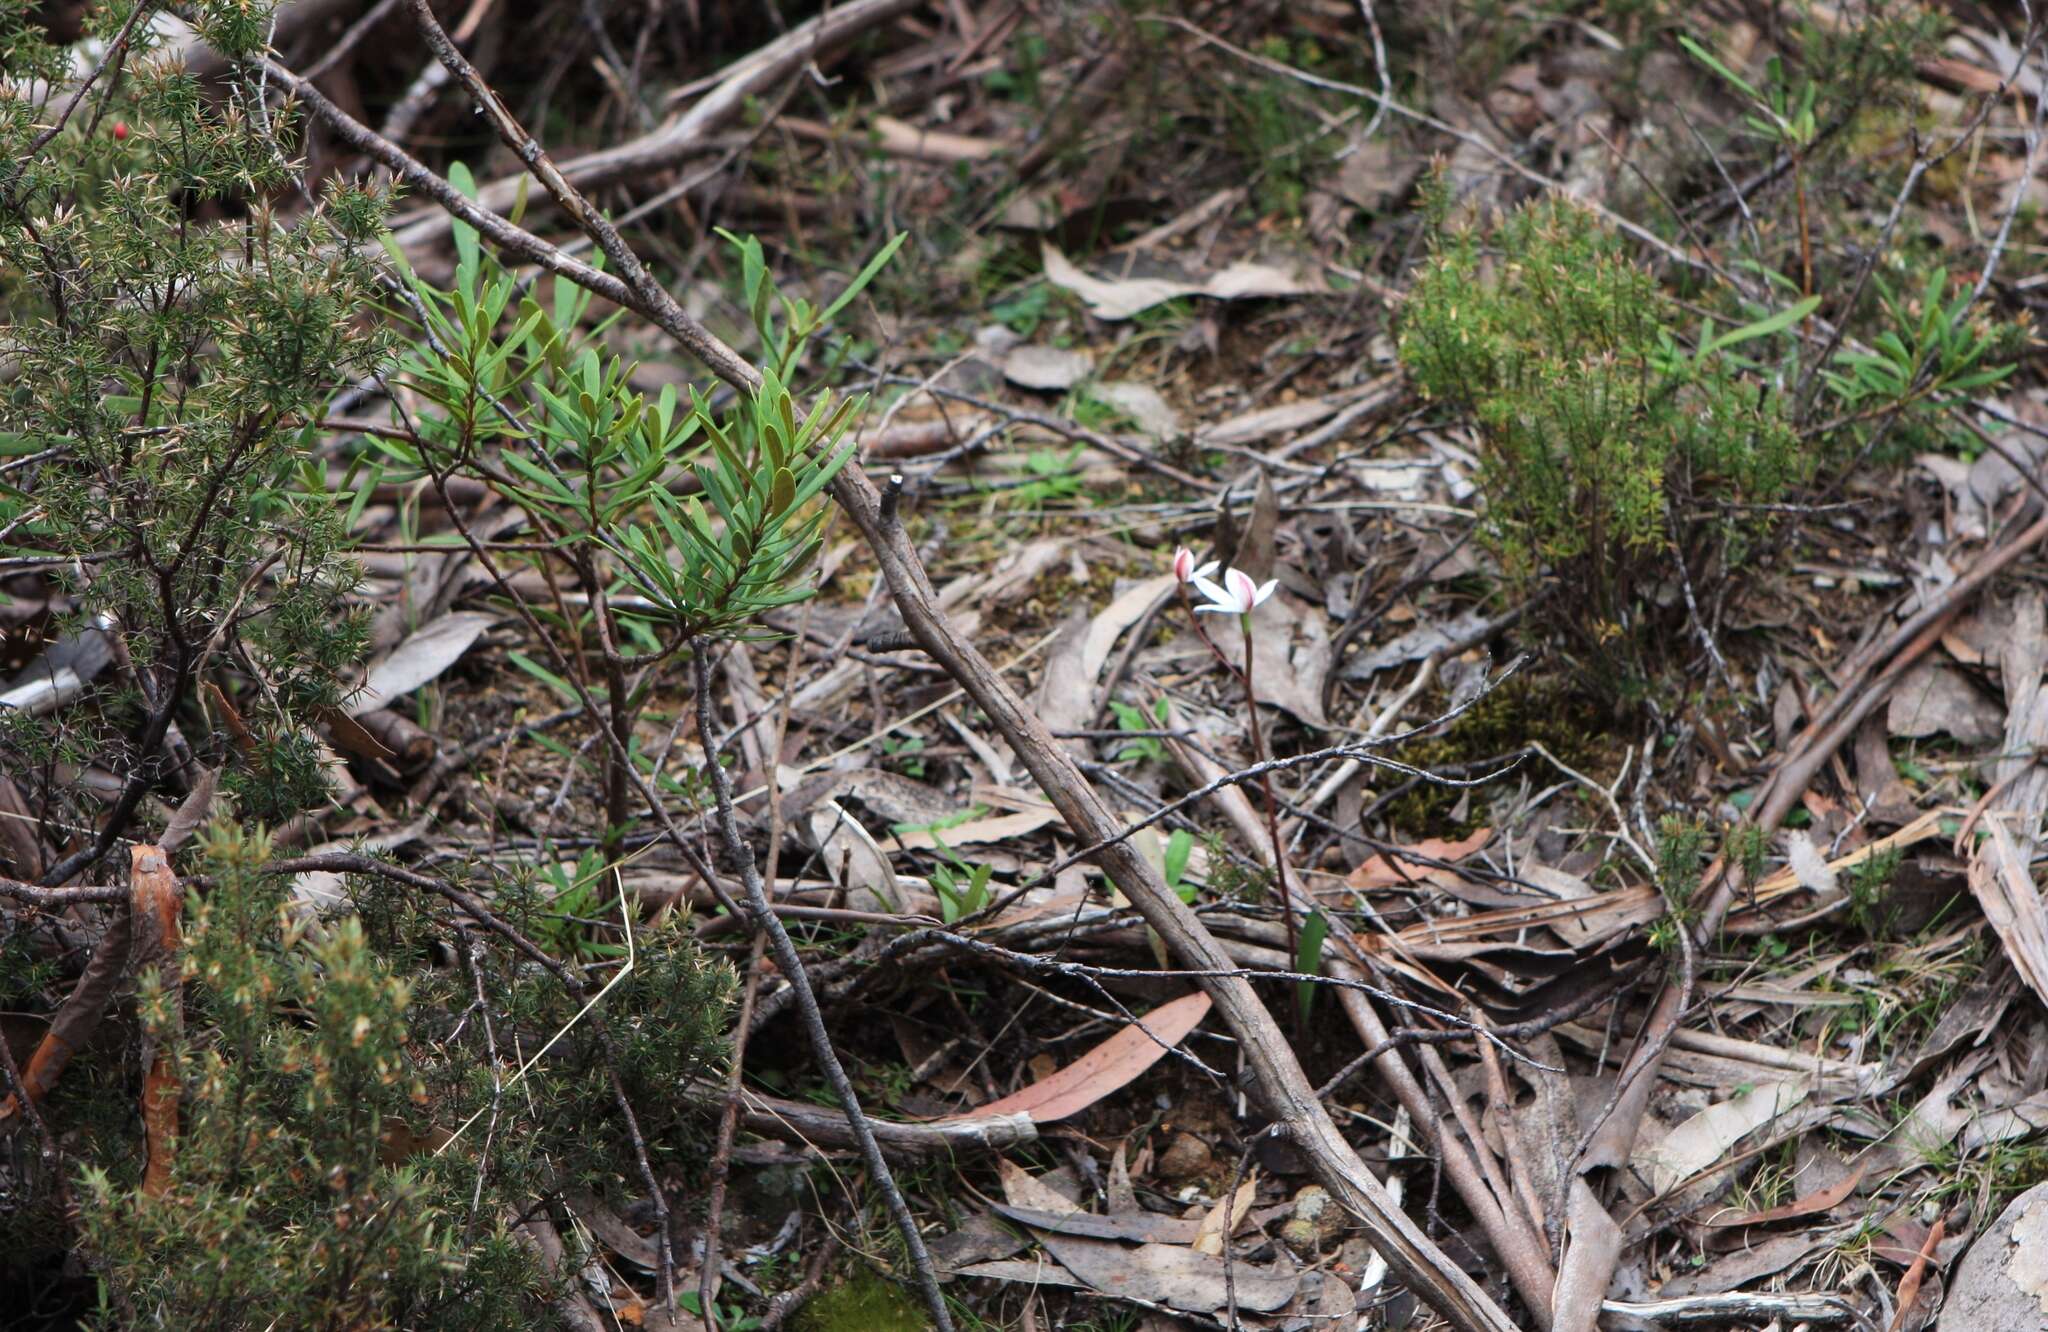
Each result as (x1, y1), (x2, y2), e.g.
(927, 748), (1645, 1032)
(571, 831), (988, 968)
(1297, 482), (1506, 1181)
(1887, 660), (2004, 745)
(1633, 1080), (1809, 1195)
(350, 612), (495, 717)
(1041, 242), (1319, 321)
(1002, 344), (1094, 391)
(944, 992), (1211, 1125)
(1091, 380), (1181, 438)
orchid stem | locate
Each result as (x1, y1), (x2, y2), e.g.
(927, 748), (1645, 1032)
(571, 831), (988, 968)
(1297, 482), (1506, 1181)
(1239, 615), (1300, 972)
(1177, 585), (1299, 971)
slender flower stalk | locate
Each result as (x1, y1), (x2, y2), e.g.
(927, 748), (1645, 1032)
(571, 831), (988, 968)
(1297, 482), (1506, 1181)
(1171, 553), (1299, 967)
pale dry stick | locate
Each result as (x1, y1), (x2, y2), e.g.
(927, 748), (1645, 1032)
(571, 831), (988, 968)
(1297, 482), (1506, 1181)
(966, 657), (1529, 931)
(1353, 0), (1392, 141)
(831, 473), (1524, 1332)
(297, 0), (407, 83)
(1172, 583), (1300, 969)
(1973, 14), (2048, 304)
(701, 619), (812, 1330)
(1417, 1040), (1525, 1263)
(399, 0), (757, 392)
(1215, 934), (1559, 1322)
(1168, 707), (1559, 1319)
(1668, 500), (1731, 690)
(1149, 15), (1705, 278)
(689, 650), (955, 1332)
(1286, 654), (1436, 847)
(701, 932), (769, 1318)
(1477, 1023), (1548, 1244)
(1526, 743), (1656, 878)
(894, 928), (1541, 1073)
(385, 0), (926, 251)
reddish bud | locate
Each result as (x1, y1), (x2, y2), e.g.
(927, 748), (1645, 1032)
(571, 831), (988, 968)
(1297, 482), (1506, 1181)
(111, 122), (129, 141)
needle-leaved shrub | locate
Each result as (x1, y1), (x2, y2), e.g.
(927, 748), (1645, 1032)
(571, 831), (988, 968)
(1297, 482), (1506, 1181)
(1399, 189), (1809, 650)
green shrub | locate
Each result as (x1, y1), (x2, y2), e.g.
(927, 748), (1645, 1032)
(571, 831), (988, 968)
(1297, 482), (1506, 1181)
(78, 826), (554, 1330)
(2, 4), (756, 1323)
(1, 2), (384, 840)
(1399, 190), (1808, 644)
(72, 823), (739, 1329)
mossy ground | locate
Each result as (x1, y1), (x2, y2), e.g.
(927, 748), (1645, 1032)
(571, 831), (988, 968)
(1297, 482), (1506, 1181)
(793, 1271), (931, 1332)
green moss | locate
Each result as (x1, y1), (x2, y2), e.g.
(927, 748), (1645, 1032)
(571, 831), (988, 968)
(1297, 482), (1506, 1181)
(794, 1272), (931, 1332)
(1384, 674), (1609, 838)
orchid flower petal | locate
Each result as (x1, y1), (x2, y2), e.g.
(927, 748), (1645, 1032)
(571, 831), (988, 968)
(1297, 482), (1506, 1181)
(1191, 574), (1232, 609)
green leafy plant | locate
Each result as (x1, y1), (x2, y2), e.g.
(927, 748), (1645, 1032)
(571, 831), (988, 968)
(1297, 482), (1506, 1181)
(1163, 828), (1196, 904)
(881, 733), (929, 778)
(1822, 265), (2018, 451)
(378, 210), (893, 849)
(1109, 696), (1173, 765)
(1295, 909), (1331, 1023)
(1846, 844), (1904, 937)
(1400, 191), (1809, 653)
(926, 838), (995, 925)
(534, 844), (630, 963)
(76, 826), (559, 1330)
(0, 4), (385, 858)
(1649, 815), (1713, 952)
(1004, 444), (1086, 507)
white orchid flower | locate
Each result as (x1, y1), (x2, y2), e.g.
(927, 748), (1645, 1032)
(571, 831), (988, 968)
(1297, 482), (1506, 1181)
(1172, 546), (1217, 585)
(1191, 566), (1276, 616)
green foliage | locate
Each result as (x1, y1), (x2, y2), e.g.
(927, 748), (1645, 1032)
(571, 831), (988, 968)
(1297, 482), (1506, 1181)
(1163, 828), (1195, 903)
(0, 2), (382, 828)
(1224, 39), (1340, 220)
(1649, 815), (1713, 951)
(1682, 6), (1943, 163)
(533, 844), (631, 963)
(1295, 908), (1330, 1023)
(793, 1271), (932, 1332)
(382, 222), (884, 646)
(1399, 193), (1807, 641)
(1823, 265), (2019, 451)
(924, 839), (995, 925)
(1109, 696), (1172, 765)
(78, 826), (555, 1330)
(1846, 844), (1904, 937)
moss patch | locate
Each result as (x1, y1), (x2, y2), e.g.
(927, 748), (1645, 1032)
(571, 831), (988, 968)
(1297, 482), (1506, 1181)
(793, 1272), (931, 1332)
(1384, 672), (1612, 839)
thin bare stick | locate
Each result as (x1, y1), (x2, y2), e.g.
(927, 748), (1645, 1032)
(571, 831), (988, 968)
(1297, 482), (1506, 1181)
(689, 650), (956, 1332)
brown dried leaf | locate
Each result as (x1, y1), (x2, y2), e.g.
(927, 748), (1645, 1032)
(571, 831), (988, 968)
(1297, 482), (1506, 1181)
(1968, 817), (2048, 1010)
(943, 991), (1210, 1124)
(1346, 828), (1495, 892)
(1041, 242), (1320, 321)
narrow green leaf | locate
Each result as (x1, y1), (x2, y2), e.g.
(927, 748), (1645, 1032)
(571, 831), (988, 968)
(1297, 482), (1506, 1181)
(1703, 294), (1820, 355)
(507, 650), (579, 705)
(819, 232), (907, 325)
(1295, 910), (1330, 1023)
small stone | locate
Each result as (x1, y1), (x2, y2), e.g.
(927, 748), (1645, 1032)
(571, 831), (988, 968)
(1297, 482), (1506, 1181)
(1155, 1131), (1213, 1184)
(1280, 1216), (1322, 1253)
(1280, 1185), (1345, 1253)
